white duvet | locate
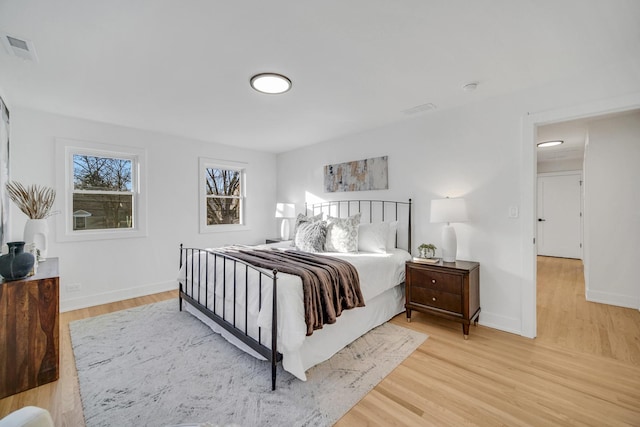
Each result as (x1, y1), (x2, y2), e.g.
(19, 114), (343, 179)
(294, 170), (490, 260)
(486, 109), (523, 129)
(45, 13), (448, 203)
(177, 243), (411, 380)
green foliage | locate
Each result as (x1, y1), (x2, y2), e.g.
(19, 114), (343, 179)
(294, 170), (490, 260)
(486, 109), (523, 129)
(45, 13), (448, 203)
(418, 243), (437, 258)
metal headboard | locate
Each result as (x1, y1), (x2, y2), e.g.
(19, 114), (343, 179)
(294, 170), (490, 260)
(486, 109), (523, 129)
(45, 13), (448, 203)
(304, 199), (412, 252)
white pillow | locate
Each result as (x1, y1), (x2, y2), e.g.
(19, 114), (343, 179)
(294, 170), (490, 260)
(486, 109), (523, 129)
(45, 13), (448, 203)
(325, 213), (361, 253)
(386, 220), (399, 250)
(358, 222), (389, 253)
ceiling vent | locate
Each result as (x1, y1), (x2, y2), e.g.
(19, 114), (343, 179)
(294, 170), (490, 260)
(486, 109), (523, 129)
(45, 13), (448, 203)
(0, 32), (39, 62)
(402, 103), (437, 115)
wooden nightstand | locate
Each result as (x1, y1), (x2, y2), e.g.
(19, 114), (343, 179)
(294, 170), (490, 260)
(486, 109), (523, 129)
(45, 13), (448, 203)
(265, 238), (288, 244)
(405, 259), (480, 339)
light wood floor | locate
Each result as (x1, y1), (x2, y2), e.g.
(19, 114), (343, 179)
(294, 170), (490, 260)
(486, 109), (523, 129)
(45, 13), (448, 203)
(2, 257), (639, 426)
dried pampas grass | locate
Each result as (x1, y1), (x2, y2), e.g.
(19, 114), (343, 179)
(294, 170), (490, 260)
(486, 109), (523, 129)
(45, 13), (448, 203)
(6, 181), (56, 219)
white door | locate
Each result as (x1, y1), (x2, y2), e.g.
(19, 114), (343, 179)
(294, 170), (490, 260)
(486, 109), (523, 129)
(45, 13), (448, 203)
(537, 172), (582, 258)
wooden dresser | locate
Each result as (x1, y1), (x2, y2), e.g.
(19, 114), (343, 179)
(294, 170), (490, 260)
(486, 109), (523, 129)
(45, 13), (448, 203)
(0, 258), (59, 398)
(405, 259), (480, 339)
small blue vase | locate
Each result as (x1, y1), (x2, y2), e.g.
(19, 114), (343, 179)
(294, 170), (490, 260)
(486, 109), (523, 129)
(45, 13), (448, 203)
(0, 241), (35, 281)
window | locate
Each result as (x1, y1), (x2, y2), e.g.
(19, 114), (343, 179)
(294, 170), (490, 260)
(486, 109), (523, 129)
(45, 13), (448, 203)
(205, 168), (241, 225)
(200, 157), (247, 232)
(73, 154), (134, 230)
(56, 139), (147, 241)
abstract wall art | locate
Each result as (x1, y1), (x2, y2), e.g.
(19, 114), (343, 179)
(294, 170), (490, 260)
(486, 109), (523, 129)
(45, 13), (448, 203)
(324, 156), (388, 193)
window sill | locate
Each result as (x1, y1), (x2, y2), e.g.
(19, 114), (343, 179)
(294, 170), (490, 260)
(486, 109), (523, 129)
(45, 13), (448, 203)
(199, 224), (251, 234)
(57, 227), (148, 242)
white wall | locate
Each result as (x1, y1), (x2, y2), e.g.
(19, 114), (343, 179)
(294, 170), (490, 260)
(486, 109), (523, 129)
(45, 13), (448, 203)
(9, 108), (277, 311)
(278, 97), (526, 333)
(537, 158), (583, 173)
(277, 63), (640, 336)
(0, 85), (9, 248)
(583, 111), (640, 309)
(5, 59), (640, 330)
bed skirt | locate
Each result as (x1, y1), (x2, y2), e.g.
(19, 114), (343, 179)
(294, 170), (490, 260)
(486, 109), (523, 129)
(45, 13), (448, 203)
(183, 283), (405, 381)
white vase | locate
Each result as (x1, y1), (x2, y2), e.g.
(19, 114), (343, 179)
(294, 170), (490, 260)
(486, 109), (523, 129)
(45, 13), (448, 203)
(24, 218), (49, 259)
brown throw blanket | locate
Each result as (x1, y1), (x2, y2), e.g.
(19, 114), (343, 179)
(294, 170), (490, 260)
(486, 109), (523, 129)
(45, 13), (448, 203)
(225, 248), (364, 336)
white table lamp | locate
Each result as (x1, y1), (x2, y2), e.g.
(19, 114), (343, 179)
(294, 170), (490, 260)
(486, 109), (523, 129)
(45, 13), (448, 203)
(275, 203), (296, 240)
(430, 198), (468, 262)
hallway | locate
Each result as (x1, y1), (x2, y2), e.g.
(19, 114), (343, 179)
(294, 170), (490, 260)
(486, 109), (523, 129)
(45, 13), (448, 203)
(536, 256), (640, 365)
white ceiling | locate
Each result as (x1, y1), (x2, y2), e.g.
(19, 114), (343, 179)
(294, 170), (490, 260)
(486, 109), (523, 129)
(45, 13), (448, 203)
(536, 119), (589, 164)
(536, 109), (640, 163)
(1, 0), (639, 153)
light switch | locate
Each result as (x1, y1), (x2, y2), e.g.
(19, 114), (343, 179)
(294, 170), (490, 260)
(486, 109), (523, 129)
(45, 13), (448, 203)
(508, 206), (519, 218)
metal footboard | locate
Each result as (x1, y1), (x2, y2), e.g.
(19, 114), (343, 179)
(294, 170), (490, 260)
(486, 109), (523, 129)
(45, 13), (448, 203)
(178, 245), (282, 390)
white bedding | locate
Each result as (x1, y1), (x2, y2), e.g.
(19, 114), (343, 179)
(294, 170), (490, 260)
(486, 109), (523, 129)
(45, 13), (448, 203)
(177, 243), (411, 380)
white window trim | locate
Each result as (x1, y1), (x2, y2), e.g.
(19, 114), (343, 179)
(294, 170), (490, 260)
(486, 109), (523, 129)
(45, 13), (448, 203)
(55, 138), (148, 242)
(199, 157), (249, 233)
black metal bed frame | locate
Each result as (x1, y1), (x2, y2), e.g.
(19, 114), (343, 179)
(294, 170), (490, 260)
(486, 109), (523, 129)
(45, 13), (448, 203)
(178, 199), (412, 390)
(306, 199), (412, 252)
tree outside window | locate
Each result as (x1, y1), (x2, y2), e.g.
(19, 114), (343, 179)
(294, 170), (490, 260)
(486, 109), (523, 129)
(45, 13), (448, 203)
(205, 168), (242, 225)
(72, 154), (134, 230)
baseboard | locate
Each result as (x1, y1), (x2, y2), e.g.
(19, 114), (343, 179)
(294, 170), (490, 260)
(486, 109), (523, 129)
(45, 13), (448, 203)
(586, 289), (639, 310)
(60, 280), (177, 312)
(476, 311), (523, 336)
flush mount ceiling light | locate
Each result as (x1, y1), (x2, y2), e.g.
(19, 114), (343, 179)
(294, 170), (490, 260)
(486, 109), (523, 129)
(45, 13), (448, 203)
(250, 73), (292, 94)
(537, 140), (564, 148)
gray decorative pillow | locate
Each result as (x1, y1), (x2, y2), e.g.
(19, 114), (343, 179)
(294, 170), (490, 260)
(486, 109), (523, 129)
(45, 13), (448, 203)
(294, 220), (327, 253)
(325, 213), (361, 253)
(291, 213), (323, 246)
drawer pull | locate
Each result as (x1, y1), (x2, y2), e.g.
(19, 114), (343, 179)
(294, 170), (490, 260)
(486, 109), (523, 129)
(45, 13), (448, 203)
(432, 297), (436, 301)
(432, 279), (436, 283)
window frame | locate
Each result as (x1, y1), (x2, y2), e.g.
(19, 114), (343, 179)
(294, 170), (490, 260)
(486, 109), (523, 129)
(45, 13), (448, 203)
(199, 157), (248, 233)
(56, 138), (147, 242)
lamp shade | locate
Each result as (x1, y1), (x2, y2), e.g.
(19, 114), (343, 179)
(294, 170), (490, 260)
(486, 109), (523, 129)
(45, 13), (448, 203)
(430, 198), (468, 224)
(275, 203), (295, 218)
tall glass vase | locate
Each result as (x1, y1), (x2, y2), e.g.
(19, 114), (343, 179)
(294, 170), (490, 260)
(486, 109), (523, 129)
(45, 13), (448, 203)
(24, 218), (49, 259)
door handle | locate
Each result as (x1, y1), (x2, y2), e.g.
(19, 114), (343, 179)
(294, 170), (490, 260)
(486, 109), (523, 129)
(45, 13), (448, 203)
(538, 218), (546, 222)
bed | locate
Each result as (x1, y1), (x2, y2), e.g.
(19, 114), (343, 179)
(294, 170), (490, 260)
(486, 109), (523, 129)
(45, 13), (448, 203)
(177, 199), (412, 390)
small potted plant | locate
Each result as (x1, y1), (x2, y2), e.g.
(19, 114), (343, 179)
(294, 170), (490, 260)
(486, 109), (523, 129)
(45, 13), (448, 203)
(418, 243), (437, 259)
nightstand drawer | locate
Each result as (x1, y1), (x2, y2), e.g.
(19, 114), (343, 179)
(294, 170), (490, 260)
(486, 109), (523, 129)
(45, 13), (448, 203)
(410, 287), (462, 313)
(408, 268), (462, 295)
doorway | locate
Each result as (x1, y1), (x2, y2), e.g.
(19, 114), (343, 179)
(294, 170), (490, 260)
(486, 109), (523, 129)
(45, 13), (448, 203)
(534, 124), (586, 342)
(521, 93), (640, 339)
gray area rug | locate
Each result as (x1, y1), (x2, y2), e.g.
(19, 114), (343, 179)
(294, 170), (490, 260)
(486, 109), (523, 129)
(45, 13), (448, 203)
(70, 299), (427, 427)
